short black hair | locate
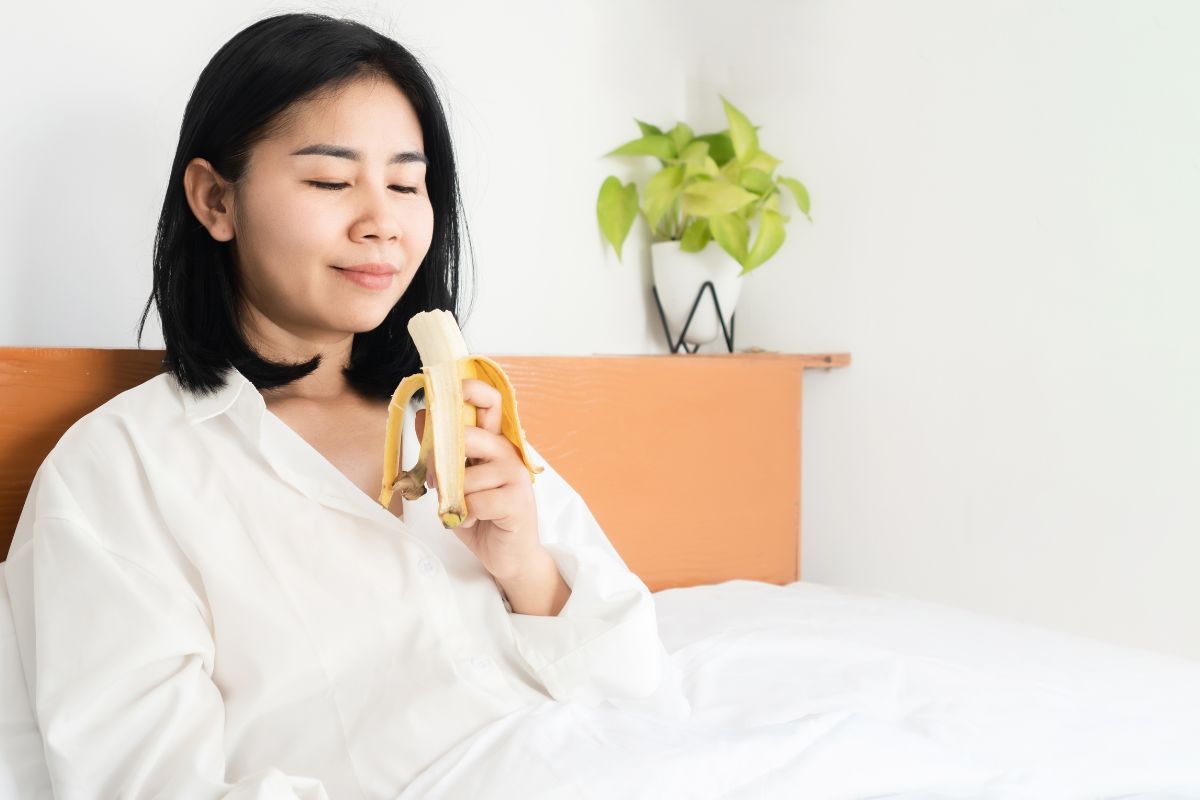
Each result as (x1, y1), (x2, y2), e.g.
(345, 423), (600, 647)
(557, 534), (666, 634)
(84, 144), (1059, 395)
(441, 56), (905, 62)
(136, 12), (474, 402)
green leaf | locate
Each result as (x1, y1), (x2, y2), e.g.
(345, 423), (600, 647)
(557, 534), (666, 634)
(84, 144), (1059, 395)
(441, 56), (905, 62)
(685, 155), (719, 180)
(679, 140), (709, 164)
(605, 134), (677, 161)
(596, 176), (639, 261)
(642, 164), (686, 234)
(680, 179), (759, 217)
(679, 141), (713, 179)
(635, 119), (663, 137)
(678, 217), (711, 252)
(709, 213), (749, 264)
(779, 177), (811, 219)
(742, 209), (786, 274)
(667, 122), (695, 157)
(739, 167), (774, 195)
(720, 96), (759, 162)
(745, 149), (781, 175)
(694, 132), (736, 166)
(764, 191), (781, 212)
(718, 156), (742, 182)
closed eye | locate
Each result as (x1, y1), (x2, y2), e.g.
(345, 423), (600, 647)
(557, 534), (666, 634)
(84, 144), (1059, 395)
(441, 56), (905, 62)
(306, 181), (417, 194)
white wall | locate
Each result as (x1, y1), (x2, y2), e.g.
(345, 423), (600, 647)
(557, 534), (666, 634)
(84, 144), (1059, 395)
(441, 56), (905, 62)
(3, 1), (1197, 661)
(0, 0), (683, 352)
(726, 0), (1200, 662)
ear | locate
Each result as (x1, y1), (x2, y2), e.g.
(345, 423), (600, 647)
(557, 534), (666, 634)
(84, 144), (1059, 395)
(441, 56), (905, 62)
(182, 158), (236, 242)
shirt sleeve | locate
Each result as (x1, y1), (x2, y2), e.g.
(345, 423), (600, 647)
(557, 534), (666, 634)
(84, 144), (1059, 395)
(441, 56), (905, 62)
(4, 459), (332, 800)
(501, 441), (692, 720)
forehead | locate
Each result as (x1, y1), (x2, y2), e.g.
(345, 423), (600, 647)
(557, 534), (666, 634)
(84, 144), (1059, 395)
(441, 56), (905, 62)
(271, 76), (425, 151)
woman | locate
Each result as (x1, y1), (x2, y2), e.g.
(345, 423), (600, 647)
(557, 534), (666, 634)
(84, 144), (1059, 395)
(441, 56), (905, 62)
(5, 13), (686, 798)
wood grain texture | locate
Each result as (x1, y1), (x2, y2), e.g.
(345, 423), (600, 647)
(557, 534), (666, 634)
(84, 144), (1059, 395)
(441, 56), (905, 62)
(1, 349), (849, 591)
(491, 353), (813, 591)
(1, 348), (166, 558)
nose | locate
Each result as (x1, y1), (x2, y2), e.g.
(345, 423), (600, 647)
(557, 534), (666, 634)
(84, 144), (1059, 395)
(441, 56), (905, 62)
(349, 183), (403, 243)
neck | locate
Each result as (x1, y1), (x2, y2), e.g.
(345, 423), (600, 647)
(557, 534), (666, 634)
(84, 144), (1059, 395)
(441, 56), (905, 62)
(239, 312), (358, 405)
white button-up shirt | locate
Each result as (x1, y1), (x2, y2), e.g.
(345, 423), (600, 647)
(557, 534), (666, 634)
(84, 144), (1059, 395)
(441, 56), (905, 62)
(5, 366), (688, 798)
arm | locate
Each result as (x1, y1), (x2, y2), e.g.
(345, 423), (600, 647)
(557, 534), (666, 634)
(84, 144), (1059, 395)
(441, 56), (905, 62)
(500, 442), (692, 719)
(495, 548), (572, 616)
(5, 461), (332, 800)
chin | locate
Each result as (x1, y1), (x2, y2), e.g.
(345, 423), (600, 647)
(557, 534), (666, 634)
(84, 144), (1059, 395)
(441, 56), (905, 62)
(341, 306), (398, 334)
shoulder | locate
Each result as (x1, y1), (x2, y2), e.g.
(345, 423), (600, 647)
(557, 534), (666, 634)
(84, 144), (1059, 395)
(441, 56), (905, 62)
(11, 371), (211, 563)
(52, 372), (182, 459)
(29, 372), (185, 513)
(9, 373), (212, 616)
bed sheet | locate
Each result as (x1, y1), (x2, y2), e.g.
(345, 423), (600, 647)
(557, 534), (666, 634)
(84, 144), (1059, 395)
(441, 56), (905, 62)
(6, 573), (1199, 798)
(397, 579), (1200, 800)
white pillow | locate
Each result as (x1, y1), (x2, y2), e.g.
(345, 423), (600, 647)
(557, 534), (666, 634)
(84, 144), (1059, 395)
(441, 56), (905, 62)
(0, 561), (53, 798)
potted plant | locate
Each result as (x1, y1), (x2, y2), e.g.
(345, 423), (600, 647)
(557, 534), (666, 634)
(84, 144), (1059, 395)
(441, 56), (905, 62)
(596, 96), (812, 351)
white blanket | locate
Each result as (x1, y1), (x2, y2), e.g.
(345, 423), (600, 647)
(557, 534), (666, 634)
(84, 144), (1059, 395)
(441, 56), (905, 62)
(6, 574), (1199, 798)
(399, 580), (1200, 800)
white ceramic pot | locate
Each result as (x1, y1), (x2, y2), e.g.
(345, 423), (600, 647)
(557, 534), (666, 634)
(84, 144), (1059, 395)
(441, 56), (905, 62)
(650, 240), (743, 348)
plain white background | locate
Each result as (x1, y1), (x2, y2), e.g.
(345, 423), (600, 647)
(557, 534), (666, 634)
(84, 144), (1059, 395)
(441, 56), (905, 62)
(2, 0), (1197, 661)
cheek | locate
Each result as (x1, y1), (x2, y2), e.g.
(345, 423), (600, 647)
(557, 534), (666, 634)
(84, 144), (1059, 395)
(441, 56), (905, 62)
(408, 198), (437, 253)
(249, 193), (338, 260)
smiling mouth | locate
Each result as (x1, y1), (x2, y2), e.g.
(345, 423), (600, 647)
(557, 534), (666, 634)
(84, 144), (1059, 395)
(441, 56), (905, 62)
(334, 262), (400, 275)
(332, 267), (396, 290)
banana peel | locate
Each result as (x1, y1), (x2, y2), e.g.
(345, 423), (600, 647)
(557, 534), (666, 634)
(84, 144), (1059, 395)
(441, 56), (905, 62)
(379, 309), (544, 527)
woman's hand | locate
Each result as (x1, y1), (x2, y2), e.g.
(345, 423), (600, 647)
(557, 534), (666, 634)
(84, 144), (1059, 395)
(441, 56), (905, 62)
(414, 379), (545, 583)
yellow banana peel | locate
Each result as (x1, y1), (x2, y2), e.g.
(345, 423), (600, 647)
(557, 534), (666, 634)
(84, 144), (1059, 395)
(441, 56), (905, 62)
(379, 309), (544, 527)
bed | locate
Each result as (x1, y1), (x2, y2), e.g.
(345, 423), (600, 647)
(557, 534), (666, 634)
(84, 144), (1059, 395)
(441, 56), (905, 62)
(2, 347), (1199, 799)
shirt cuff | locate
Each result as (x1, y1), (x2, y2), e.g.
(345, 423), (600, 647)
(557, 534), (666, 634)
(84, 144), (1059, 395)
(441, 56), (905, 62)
(505, 541), (687, 717)
(502, 439), (691, 719)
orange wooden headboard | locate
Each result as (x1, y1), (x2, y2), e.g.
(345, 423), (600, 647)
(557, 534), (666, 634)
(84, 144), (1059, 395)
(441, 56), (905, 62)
(0, 348), (848, 591)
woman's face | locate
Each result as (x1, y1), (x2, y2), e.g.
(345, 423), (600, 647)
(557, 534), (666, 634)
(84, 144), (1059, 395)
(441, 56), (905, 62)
(226, 76), (435, 346)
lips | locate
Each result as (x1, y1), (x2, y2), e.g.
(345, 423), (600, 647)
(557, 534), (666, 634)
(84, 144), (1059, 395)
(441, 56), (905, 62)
(335, 262), (399, 275)
(333, 264), (397, 291)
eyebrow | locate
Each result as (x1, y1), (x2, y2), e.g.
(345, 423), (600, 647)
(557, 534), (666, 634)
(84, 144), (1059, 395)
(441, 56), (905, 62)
(289, 143), (428, 165)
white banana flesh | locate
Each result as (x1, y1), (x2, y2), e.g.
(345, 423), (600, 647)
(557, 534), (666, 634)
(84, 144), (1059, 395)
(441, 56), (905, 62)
(379, 309), (544, 528)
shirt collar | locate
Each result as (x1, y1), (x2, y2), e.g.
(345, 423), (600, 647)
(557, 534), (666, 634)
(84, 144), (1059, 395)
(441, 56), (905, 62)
(176, 364), (405, 528)
(179, 365), (264, 427)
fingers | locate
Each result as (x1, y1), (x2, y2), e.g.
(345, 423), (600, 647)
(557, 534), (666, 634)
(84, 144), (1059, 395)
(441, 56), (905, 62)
(412, 413), (521, 492)
(415, 380), (502, 441)
(460, 378), (503, 435)
(460, 460), (512, 495)
(454, 486), (524, 531)
(461, 425), (522, 466)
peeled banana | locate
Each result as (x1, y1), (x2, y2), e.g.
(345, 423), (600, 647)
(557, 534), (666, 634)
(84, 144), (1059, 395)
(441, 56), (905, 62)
(379, 309), (544, 528)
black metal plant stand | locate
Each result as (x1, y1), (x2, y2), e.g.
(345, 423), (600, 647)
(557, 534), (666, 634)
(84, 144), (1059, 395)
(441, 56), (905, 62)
(652, 280), (736, 354)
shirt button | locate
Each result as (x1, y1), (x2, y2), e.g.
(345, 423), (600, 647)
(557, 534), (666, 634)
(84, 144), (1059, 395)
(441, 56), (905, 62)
(418, 557), (438, 575)
(470, 655), (495, 672)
